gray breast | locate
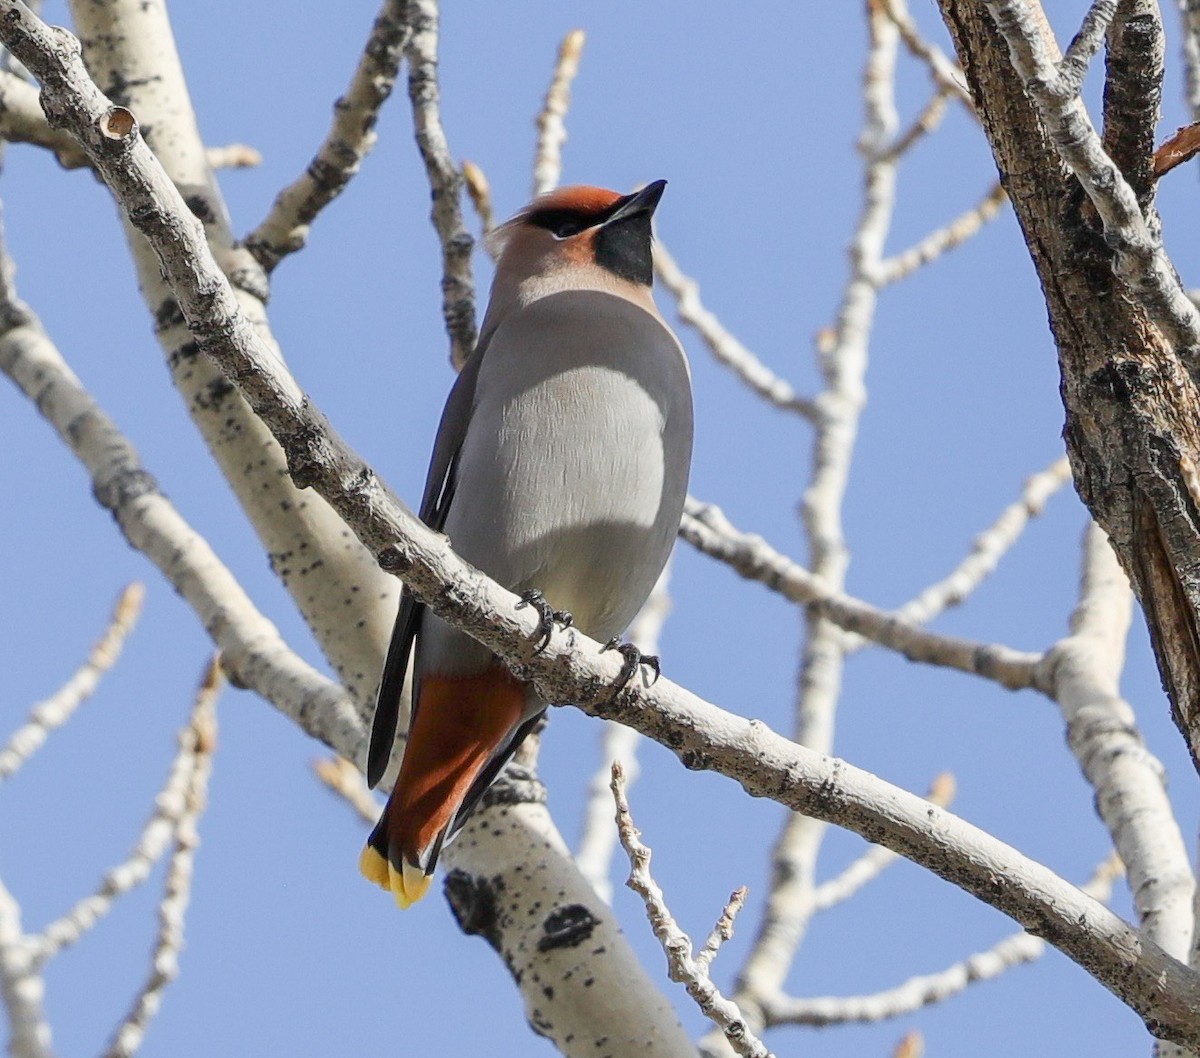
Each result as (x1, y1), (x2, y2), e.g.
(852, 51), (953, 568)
(443, 288), (692, 641)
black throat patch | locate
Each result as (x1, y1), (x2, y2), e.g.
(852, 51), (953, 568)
(593, 213), (654, 286)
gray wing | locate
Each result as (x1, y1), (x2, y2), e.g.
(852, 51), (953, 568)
(366, 347), (486, 788)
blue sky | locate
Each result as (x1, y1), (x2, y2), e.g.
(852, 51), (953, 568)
(3, 1), (1200, 1055)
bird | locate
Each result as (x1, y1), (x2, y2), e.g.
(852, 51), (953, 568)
(360, 180), (693, 908)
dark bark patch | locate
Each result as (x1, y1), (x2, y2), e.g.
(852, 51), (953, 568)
(537, 904), (599, 952)
(444, 870), (505, 953)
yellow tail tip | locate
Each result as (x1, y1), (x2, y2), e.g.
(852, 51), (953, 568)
(359, 845), (433, 909)
(359, 845), (390, 888)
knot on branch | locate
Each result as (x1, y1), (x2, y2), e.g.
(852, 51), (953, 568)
(99, 105), (136, 144)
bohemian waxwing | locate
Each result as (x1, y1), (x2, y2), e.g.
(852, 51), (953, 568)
(360, 180), (693, 907)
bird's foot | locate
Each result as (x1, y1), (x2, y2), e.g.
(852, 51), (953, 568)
(602, 637), (661, 689)
(516, 589), (573, 653)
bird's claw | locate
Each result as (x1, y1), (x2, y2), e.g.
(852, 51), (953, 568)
(517, 589), (573, 653)
(602, 637), (661, 689)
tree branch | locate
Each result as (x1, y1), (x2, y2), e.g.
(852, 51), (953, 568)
(654, 241), (818, 420)
(938, 0), (1200, 774)
(245, 0), (410, 272)
(402, 0), (476, 368)
(613, 763), (770, 1058)
(766, 854), (1123, 1026)
(101, 658), (220, 1058)
(0, 582), (143, 783)
(680, 497), (1047, 691)
(531, 29), (585, 198)
(9, 2), (1200, 1046)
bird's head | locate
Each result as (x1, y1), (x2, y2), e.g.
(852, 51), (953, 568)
(486, 180), (667, 293)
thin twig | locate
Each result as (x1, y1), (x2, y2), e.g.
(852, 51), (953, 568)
(681, 497), (1048, 691)
(654, 241), (818, 420)
(576, 564), (673, 903)
(812, 774), (956, 912)
(843, 456), (1071, 652)
(205, 143), (260, 170)
(102, 658), (221, 1058)
(881, 85), (953, 162)
(462, 158), (494, 235)
(245, 0), (409, 272)
(765, 853), (1123, 1026)
(314, 755), (379, 825)
(880, 0), (973, 105)
(532, 29), (585, 198)
(695, 888), (749, 975)
(31, 659), (221, 965)
(403, 0), (476, 367)
(0, 582), (144, 783)
(613, 762), (772, 1058)
(876, 181), (1006, 285)
(1153, 121), (1200, 178)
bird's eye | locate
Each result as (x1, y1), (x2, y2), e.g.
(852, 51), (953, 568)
(551, 218), (586, 239)
(529, 208), (591, 239)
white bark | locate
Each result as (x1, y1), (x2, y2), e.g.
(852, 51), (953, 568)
(2, 6), (698, 1054)
(7, 6), (1200, 1046)
(67, 0), (398, 707)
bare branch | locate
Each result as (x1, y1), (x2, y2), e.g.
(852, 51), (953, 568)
(654, 240), (818, 420)
(0, 260), (363, 761)
(1059, 0), (1120, 95)
(205, 142), (261, 170)
(67, 0), (397, 706)
(0, 582), (144, 783)
(462, 158), (495, 235)
(766, 854), (1123, 1026)
(983, 0), (1200, 368)
(0, 65), (84, 164)
(843, 456), (1072, 649)
(314, 755), (379, 826)
(0, 876), (49, 1058)
(532, 29), (585, 198)
(875, 181), (1006, 286)
(811, 773), (956, 912)
(0, 69), (256, 172)
(695, 888), (749, 976)
(403, 0), (476, 367)
(881, 85), (952, 162)
(1181, 0), (1200, 120)
(102, 659), (220, 1058)
(245, 0), (410, 272)
(1153, 121), (1200, 178)
(10, 8), (1200, 1043)
(31, 660), (222, 965)
(880, 0), (972, 105)
(681, 497), (1048, 691)
(1047, 525), (1195, 959)
(576, 564), (673, 903)
(613, 762), (770, 1058)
